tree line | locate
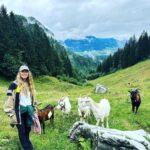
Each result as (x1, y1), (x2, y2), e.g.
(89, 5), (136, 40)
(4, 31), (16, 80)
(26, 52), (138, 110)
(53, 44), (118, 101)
(0, 5), (73, 79)
(97, 31), (150, 74)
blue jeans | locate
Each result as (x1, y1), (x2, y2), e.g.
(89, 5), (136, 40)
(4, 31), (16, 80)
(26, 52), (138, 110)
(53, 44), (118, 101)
(16, 112), (33, 150)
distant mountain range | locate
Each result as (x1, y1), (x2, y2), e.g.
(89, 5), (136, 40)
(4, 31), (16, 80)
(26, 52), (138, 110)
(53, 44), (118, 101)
(63, 36), (126, 61)
(18, 15), (125, 64)
(17, 15), (98, 74)
(63, 36), (125, 52)
(20, 16), (126, 62)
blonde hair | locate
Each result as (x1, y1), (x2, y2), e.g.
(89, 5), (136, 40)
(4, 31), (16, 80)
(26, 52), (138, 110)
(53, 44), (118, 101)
(16, 71), (36, 98)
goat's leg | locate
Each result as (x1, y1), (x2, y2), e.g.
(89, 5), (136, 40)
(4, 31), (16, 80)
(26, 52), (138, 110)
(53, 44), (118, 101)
(135, 106), (139, 114)
(101, 118), (104, 128)
(96, 119), (100, 126)
(43, 122), (45, 134)
(50, 113), (54, 127)
(132, 104), (135, 113)
(83, 112), (88, 121)
(136, 102), (141, 113)
(78, 109), (83, 121)
(106, 117), (109, 128)
(79, 114), (83, 122)
(82, 115), (86, 122)
(79, 115), (84, 122)
(81, 112), (86, 122)
(78, 109), (82, 116)
(52, 112), (54, 127)
(83, 110), (90, 122)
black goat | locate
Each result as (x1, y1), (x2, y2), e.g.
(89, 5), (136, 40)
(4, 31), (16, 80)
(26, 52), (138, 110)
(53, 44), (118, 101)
(128, 89), (141, 113)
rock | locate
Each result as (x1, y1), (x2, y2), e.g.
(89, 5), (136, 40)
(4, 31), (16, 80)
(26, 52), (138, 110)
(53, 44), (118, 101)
(95, 84), (108, 94)
(69, 122), (150, 150)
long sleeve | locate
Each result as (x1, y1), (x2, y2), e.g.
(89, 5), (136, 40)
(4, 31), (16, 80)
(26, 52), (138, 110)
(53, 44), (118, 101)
(4, 82), (17, 116)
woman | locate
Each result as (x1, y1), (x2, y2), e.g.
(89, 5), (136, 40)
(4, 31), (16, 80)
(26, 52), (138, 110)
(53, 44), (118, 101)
(4, 65), (35, 150)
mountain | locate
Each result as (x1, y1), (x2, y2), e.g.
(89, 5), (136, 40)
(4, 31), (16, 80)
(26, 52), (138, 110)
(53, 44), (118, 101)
(19, 16), (99, 73)
(26, 17), (54, 38)
(15, 15), (99, 79)
(63, 36), (125, 52)
(19, 16), (100, 76)
(17, 15), (54, 38)
(63, 36), (126, 61)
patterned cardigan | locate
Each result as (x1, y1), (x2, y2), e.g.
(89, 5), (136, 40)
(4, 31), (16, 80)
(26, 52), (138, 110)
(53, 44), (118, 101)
(4, 80), (34, 125)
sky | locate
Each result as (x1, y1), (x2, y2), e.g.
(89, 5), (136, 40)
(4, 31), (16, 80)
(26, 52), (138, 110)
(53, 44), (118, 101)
(0, 0), (150, 40)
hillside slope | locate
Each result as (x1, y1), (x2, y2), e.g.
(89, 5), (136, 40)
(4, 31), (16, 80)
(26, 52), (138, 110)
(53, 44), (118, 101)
(0, 59), (150, 149)
(91, 59), (150, 131)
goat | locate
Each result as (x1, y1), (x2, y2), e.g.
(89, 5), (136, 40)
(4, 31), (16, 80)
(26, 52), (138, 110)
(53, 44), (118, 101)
(56, 96), (71, 114)
(128, 88), (141, 113)
(78, 97), (91, 122)
(80, 97), (110, 128)
(35, 104), (54, 133)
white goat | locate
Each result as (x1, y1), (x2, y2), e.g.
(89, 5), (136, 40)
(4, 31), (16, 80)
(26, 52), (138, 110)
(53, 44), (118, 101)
(82, 97), (110, 128)
(56, 96), (71, 114)
(78, 97), (91, 122)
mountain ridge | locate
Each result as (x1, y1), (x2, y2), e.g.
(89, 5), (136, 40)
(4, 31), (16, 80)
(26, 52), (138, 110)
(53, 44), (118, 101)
(63, 36), (126, 52)
(15, 15), (99, 78)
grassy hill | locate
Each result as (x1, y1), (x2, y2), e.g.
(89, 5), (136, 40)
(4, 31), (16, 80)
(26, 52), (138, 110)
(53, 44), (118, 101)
(0, 59), (150, 149)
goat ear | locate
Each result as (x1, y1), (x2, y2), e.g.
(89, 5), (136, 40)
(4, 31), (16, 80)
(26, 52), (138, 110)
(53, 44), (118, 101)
(61, 96), (65, 100)
(136, 88), (140, 93)
(35, 101), (42, 106)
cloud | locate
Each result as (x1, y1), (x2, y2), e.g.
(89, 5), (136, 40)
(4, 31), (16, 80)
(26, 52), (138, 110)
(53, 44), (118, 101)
(0, 0), (150, 40)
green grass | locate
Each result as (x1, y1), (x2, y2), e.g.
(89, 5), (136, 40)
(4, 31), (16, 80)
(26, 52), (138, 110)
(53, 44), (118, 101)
(0, 59), (150, 149)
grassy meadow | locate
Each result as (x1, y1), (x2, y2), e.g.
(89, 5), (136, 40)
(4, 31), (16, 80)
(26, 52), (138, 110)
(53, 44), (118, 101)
(0, 59), (150, 149)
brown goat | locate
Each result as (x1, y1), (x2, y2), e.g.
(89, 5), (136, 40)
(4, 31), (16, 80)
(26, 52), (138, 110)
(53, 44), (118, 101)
(128, 89), (141, 113)
(36, 104), (54, 133)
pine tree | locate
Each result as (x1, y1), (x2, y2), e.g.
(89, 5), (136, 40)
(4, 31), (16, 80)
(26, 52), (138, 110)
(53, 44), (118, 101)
(136, 31), (149, 61)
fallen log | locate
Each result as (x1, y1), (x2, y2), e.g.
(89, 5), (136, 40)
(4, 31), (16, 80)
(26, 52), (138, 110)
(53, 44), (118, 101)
(69, 122), (150, 150)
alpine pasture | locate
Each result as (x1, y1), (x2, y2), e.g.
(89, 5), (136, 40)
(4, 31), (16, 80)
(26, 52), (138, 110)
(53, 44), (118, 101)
(0, 59), (150, 150)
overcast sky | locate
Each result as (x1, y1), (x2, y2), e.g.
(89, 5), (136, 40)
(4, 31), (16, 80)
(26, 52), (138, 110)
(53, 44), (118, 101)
(0, 0), (150, 40)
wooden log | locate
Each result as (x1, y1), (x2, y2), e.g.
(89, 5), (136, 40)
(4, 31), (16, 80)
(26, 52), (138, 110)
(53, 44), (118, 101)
(69, 122), (150, 150)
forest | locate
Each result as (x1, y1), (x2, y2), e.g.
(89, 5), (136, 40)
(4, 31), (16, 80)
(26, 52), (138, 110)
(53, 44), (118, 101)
(97, 31), (150, 74)
(0, 5), (73, 79)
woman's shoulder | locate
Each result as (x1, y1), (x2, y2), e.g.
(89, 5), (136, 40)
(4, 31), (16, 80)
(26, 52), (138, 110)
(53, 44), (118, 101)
(9, 80), (18, 89)
(11, 80), (18, 85)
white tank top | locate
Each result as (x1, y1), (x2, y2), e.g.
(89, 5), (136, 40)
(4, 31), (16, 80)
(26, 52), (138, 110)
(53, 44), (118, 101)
(20, 92), (32, 106)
